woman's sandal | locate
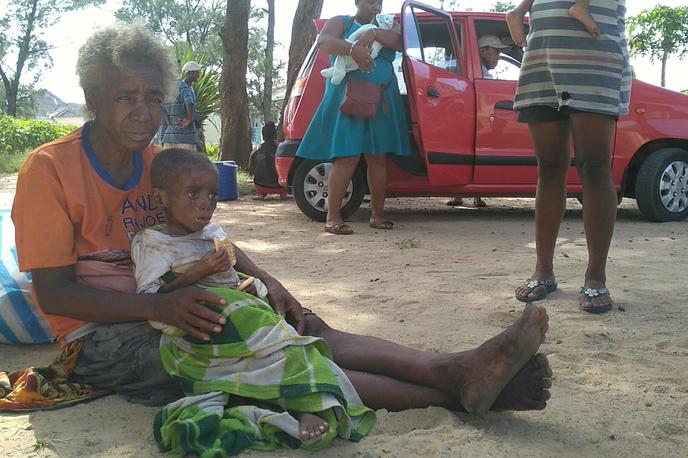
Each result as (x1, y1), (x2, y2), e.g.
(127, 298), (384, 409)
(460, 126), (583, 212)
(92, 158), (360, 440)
(369, 220), (393, 230)
(579, 287), (614, 314)
(324, 223), (354, 235)
(515, 279), (558, 303)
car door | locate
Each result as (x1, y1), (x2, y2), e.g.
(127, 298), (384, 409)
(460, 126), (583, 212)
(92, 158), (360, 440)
(401, 1), (475, 186)
(471, 19), (538, 185)
(471, 17), (581, 187)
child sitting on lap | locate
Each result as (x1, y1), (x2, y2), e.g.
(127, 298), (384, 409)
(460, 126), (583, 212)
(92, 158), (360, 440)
(130, 149), (374, 456)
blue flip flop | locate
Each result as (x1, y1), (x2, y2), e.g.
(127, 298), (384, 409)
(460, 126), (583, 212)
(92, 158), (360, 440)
(579, 287), (614, 314)
(515, 279), (558, 303)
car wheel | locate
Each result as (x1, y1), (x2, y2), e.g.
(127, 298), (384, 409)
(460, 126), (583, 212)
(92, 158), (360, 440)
(635, 147), (688, 222)
(292, 160), (366, 222)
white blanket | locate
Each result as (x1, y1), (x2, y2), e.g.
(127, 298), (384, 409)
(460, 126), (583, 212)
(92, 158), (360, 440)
(321, 14), (394, 85)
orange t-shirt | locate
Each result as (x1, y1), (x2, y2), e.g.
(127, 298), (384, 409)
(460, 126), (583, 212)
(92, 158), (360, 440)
(11, 124), (165, 341)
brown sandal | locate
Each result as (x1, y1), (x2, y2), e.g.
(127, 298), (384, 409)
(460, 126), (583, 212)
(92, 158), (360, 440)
(325, 223), (353, 235)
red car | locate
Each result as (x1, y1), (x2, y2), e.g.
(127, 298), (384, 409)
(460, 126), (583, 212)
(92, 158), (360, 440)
(276, 1), (688, 222)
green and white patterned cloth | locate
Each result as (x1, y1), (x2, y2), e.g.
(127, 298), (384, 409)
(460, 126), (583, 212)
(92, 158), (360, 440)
(154, 287), (375, 457)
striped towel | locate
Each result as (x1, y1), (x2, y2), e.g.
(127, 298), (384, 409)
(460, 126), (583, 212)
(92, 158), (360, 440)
(154, 287), (375, 456)
(0, 209), (53, 344)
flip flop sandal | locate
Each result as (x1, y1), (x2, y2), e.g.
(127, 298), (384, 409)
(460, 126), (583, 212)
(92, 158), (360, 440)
(515, 279), (558, 303)
(579, 287), (613, 314)
(324, 223), (353, 235)
(369, 220), (394, 230)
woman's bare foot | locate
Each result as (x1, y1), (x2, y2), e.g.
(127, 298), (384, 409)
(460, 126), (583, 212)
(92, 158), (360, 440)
(569, 4), (600, 38)
(299, 413), (328, 445)
(491, 353), (552, 411)
(506, 11), (528, 47)
(446, 305), (549, 414)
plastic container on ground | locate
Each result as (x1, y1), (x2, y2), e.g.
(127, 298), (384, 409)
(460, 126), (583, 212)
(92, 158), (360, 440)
(214, 161), (239, 201)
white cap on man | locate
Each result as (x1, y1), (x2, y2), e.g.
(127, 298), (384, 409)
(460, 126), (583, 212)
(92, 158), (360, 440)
(181, 61), (202, 74)
(478, 35), (511, 50)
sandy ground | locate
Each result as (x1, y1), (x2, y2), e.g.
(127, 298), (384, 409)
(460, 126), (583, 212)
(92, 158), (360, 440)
(1, 180), (687, 457)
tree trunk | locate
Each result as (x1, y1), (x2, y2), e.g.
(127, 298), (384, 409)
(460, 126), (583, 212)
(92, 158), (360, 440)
(276, 0), (324, 141)
(661, 49), (668, 87)
(262, 0), (275, 123)
(219, 0), (252, 166)
(3, 0), (39, 117)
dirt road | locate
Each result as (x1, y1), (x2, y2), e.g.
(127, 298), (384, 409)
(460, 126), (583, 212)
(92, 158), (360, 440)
(2, 193), (687, 457)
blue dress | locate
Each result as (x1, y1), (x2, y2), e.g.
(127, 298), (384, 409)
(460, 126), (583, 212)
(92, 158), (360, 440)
(296, 17), (411, 161)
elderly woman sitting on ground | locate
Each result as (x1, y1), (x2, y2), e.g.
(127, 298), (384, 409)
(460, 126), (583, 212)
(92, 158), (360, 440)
(11, 21), (552, 456)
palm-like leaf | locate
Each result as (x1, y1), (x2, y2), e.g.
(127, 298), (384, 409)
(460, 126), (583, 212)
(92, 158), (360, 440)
(174, 48), (221, 121)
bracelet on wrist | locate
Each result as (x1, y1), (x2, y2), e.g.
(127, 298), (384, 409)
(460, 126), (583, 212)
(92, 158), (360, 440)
(348, 42), (356, 56)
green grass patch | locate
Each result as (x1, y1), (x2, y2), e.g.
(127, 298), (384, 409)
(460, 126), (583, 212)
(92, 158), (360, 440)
(394, 237), (420, 250)
(0, 149), (31, 175)
(236, 168), (254, 196)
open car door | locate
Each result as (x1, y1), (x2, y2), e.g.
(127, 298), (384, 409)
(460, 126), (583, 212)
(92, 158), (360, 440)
(401, 1), (475, 186)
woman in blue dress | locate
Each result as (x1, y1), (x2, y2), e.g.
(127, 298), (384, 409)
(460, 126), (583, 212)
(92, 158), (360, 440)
(296, 0), (411, 235)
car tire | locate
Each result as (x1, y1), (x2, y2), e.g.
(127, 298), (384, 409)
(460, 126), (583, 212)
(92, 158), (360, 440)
(635, 147), (688, 222)
(293, 160), (366, 222)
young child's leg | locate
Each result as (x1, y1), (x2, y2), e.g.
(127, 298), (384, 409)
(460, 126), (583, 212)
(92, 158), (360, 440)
(298, 413), (329, 445)
(506, 0), (534, 47)
(569, 0), (599, 38)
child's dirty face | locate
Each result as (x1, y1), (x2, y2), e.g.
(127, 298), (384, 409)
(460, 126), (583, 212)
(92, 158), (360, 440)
(163, 166), (219, 235)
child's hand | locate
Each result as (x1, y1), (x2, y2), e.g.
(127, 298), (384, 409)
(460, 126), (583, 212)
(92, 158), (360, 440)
(193, 248), (233, 278)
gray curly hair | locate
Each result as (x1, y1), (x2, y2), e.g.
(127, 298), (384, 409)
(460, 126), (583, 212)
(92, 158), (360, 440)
(77, 21), (177, 100)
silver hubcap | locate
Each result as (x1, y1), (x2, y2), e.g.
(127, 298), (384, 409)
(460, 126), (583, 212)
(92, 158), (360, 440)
(659, 160), (688, 213)
(302, 163), (353, 213)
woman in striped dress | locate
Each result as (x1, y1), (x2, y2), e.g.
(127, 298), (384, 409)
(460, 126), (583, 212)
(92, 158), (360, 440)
(512, 0), (631, 313)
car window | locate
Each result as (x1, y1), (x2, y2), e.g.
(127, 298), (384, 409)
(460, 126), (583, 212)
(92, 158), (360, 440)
(474, 19), (525, 81)
(404, 8), (461, 75)
(491, 54), (521, 81)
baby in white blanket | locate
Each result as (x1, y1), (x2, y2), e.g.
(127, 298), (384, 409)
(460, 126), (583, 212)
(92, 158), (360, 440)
(321, 14), (395, 85)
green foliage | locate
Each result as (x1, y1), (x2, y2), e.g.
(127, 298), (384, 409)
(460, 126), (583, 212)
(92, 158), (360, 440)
(0, 0), (103, 116)
(0, 85), (36, 117)
(0, 115), (77, 156)
(628, 6), (688, 86)
(247, 7), (285, 119)
(439, 0), (460, 10)
(205, 143), (220, 161)
(115, 0), (224, 69)
(491, 2), (515, 13)
(682, 89), (688, 95)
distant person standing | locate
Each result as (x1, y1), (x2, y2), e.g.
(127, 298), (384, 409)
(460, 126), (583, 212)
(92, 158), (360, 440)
(162, 61), (201, 150)
(248, 122), (290, 200)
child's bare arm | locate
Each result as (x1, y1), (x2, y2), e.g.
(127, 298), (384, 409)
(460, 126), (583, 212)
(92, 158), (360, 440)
(507, 0), (535, 48)
(158, 249), (232, 293)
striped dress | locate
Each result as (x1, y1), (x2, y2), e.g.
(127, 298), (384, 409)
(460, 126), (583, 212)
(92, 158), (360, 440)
(514, 0), (632, 117)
